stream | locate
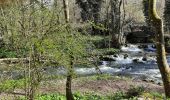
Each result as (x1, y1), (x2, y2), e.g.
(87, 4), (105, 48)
(44, 44), (168, 84)
(1, 44), (168, 85)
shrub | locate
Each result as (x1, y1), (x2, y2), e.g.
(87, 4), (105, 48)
(126, 85), (145, 98)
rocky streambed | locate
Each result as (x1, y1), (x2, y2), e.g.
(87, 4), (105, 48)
(0, 44), (167, 85)
(42, 44), (166, 85)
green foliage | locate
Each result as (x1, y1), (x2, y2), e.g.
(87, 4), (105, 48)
(0, 79), (25, 93)
(111, 91), (126, 100)
(18, 91), (142, 100)
(18, 94), (66, 100)
(0, 48), (17, 58)
(37, 94), (66, 100)
(107, 86), (145, 100)
(150, 92), (164, 99)
(93, 48), (119, 55)
(19, 92), (108, 100)
(126, 85), (145, 98)
(74, 92), (106, 100)
(89, 21), (107, 32)
(142, 92), (166, 100)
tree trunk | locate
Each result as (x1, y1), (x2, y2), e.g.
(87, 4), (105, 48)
(91, 0), (102, 35)
(110, 0), (124, 48)
(66, 73), (74, 100)
(62, 0), (74, 100)
(76, 0), (102, 35)
(63, 0), (69, 23)
(143, 0), (150, 26)
(66, 55), (74, 100)
(149, 0), (170, 98)
(164, 0), (170, 33)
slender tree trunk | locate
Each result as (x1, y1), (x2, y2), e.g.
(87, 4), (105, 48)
(66, 55), (74, 100)
(149, 0), (170, 98)
(63, 0), (69, 23)
(66, 67), (74, 100)
(62, 0), (74, 100)
(66, 76), (72, 98)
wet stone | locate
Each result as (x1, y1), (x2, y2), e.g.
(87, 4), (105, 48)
(133, 59), (139, 63)
(142, 57), (147, 61)
(99, 56), (116, 61)
(124, 54), (129, 59)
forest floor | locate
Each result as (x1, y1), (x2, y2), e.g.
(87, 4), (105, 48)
(40, 76), (163, 95)
(0, 75), (165, 99)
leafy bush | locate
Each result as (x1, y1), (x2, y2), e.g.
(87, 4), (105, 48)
(0, 48), (17, 58)
(142, 92), (165, 100)
(74, 92), (106, 100)
(111, 91), (126, 100)
(17, 90), (151, 100)
(0, 79), (25, 93)
(37, 94), (66, 100)
(126, 85), (145, 98)
(18, 93), (106, 100)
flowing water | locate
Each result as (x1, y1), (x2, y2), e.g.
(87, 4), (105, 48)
(72, 44), (169, 84)
(1, 44), (167, 84)
(40, 44), (165, 84)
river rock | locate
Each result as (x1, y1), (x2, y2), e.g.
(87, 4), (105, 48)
(142, 57), (147, 61)
(99, 56), (116, 61)
(124, 54), (128, 59)
(113, 55), (118, 57)
(133, 59), (139, 63)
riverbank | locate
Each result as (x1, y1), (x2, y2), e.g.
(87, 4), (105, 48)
(0, 74), (165, 99)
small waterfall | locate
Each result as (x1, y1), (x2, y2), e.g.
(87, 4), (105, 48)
(121, 44), (143, 52)
(111, 55), (133, 64)
(101, 61), (108, 66)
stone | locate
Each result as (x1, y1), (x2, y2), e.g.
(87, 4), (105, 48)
(124, 54), (128, 59)
(99, 56), (116, 61)
(133, 59), (139, 63)
(142, 57), (147, 61)
(113, 55), (118, 57)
